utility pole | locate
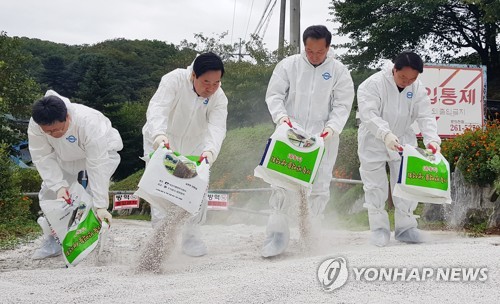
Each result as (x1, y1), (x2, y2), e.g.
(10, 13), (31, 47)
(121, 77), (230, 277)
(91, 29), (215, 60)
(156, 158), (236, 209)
(290, 0), (301, 54)
(278, 0), (286, 60)
(230, 38), (249, 61)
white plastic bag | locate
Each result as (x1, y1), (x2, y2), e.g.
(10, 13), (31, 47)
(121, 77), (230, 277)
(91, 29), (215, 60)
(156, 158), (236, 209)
(135, 147), (209, 215)
(39, 182), (107, 266)
(254, 123), (325, 191)
(393, 144), (452, 204)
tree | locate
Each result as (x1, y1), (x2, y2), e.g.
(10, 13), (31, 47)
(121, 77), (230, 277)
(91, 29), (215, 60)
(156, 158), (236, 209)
(223, 61), (274, 128)
(105, 102), (147, 180)
(179, 32), (238, 61)
(331, 0), (500, 79)
(73, 53), (127, 110)
(0, 32), (40, 146)
(40, 55), (70, 96)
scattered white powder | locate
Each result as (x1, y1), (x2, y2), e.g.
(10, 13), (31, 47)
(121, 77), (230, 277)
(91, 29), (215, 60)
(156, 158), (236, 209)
(136, 206), (189, 273)
(297, 187), (312, 252)
(0, 220), (499, 303)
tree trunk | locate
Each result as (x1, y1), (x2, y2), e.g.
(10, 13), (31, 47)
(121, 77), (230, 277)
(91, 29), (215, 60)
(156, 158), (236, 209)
(485, 22), (500, 80)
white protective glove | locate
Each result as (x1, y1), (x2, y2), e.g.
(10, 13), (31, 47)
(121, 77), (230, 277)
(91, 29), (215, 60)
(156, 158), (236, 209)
(96, 208), (112, 225)
(384, 132), (402, 151)
(201, 151), (214, 165)
(56, 187), (69, 201)
(278, 116), (292, 127)
(153, 135), (169, 150)
(427, 141), (441, 154)
(321, 127), (334, 141)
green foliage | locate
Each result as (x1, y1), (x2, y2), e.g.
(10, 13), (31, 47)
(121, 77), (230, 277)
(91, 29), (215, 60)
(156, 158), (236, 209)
(105, 102), (148, 180)
(0, 144), (35, 236)
(113, 214), (151, 221)
(0, 221), (40, 249)
(331, 184), (364, 215)
(0, 32), (40, 147)
(209, 123), (275, 189)
(0, 32), (40, 117)
(487, 155), (500, 194)
(110, 169), (144, 191)
(223, 61), (274, 128)
(13, 168), (42, 217)
(333, 128), (361, 181)
(179, 32), (237, 62)
(441, 119), (500, 186)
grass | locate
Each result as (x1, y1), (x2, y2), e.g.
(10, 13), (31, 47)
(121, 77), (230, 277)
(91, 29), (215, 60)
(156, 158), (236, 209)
(325, 202), (452, 232)
(0, 220), (41, 250)
(112, 213), (151, 221)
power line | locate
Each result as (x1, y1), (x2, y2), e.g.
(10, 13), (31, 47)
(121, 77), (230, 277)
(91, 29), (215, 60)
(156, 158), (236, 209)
(230, 0), (237, 44)
(260, 0), (277, 40)
(244, 0), (256, 42)
(253, 0), (273, 39)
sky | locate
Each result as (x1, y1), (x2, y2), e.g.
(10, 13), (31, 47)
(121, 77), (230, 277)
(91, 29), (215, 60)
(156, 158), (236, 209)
(1, 0), (341, 52)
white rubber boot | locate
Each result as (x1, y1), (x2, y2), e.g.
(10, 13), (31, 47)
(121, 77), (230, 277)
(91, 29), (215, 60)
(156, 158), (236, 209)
(181, 224), (207, 257)
(394, 201), (422, 243)
(32, 217), (62, 260)
(261, 212), (290, 258)
(364, 203), (391, 247)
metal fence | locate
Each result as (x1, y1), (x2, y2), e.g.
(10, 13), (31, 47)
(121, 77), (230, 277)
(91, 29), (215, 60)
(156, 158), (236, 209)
(22, 178), (363, 197)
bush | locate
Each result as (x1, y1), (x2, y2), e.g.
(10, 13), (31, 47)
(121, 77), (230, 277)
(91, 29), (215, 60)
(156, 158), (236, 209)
(488, 155), (500, 195)
(333, 128), (361, 187)
(14, 168), (42, 218)
(0, 144), (32, 221)
(0, 144), (39, 247)
(441, 119), (500, 186)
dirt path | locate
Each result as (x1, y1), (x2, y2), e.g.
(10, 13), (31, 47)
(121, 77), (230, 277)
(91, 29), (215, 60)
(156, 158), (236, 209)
(1, 219), (499, 303)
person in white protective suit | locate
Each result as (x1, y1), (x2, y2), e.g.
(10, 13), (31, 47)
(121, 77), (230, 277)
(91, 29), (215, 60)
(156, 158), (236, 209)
(28, 90), (123, 259)
(262, 25), (355, 257)
(357, 51), (441, 247)
(142, 52), (227, 257)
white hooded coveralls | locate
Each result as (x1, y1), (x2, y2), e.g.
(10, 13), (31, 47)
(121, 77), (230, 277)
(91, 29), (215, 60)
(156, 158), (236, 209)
(357, 65), (441, 235)
(28, 90), (123, 210)
(142, 65), (228, 226)
(265, 50), (355, 219)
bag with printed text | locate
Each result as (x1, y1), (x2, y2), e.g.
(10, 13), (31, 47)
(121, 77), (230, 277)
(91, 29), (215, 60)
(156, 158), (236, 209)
(393, 144), (452, 204)
(135, 147), (209, 215)
(254, 123), (325, 191)
(39, 182), (109, 266)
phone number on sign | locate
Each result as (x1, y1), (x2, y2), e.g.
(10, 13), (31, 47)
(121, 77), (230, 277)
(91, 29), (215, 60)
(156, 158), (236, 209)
(449, 124), (481, 132)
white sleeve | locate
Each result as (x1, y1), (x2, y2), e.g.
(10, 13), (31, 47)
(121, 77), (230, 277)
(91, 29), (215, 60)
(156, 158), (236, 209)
(326, 64), (355, 134)
(203, 91), (227, 161)
(265, 61), (289, 124)
(27, 119), (68, 192)
(82, 115), (121, 209)
(413, 83), (441, 145)
(357, 79), (392, 140)
(143, 71), (180, 143)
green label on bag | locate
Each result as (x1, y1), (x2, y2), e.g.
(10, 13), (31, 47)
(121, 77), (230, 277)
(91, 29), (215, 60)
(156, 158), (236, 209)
(266, 141), (320, 183)
(62, 210), (101, 264)
(405, 156), (449, 190)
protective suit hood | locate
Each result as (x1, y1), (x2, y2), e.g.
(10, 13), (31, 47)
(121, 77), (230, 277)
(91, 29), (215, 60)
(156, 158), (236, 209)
(44, 89), (71, 105)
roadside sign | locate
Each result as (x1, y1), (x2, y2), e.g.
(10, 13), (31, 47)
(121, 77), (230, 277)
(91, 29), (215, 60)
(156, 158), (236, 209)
(417, 64), (486, 138)
(113, 193), (140, 210)
(207, 193), (229, 211)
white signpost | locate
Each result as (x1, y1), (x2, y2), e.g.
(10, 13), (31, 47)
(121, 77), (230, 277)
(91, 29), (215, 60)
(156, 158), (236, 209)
(113, 193), (140, 210)
(417, 64), (486, 138)
(207, 193), (229, 211)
